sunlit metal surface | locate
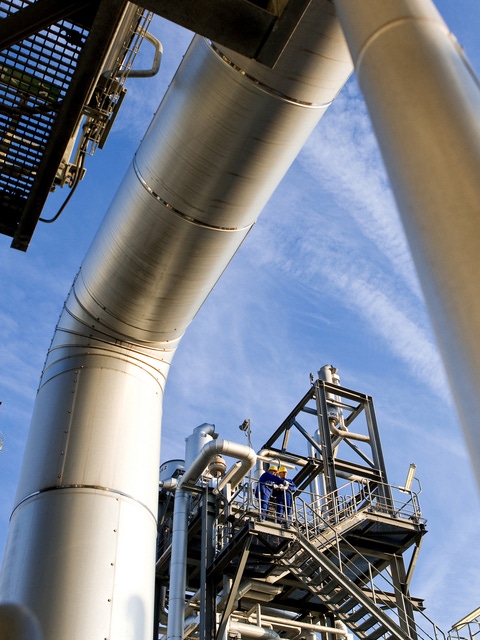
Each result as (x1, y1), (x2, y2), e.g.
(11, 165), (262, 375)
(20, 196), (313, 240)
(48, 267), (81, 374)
(0, 0), (153, 249)
(334, 0), (480, 485)
(0, 2), (353, 637)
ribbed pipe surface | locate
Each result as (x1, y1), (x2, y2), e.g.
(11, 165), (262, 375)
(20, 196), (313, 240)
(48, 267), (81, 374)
(0, 3), (353, 638)
(335, 0), (480, 484)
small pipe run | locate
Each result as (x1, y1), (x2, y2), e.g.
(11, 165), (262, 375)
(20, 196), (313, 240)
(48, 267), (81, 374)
(330, 424), (370, 443)
(244, 612), (350, 636)
(257, 450), (308, 469)
(167, 437), (256, 640)
(228, 621), (281, 640)
(127, 30), (163, 78)
(213, 461), (242, 494)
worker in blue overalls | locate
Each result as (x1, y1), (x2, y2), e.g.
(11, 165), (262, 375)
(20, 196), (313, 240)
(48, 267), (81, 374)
(275, 467), (297, 525)
(256, 465), (280, 519)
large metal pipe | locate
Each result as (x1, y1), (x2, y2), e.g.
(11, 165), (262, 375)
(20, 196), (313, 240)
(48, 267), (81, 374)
(333, 0), (480, 484)
(0, 3), (353, 637)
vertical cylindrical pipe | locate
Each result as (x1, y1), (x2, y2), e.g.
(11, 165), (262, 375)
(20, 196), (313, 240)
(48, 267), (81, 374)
(334, 0), (480, 483)
(185, 423), (216, 469)
(167, 487), (191, 640)
(0, 4), (353, 638)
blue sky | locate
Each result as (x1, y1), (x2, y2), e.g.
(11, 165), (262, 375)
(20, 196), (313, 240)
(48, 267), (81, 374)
(1, 0), (480, 632)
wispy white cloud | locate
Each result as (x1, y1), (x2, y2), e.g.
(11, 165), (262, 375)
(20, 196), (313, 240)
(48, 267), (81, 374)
(241, 79), (450, 401)
(301, 83), (422, 299)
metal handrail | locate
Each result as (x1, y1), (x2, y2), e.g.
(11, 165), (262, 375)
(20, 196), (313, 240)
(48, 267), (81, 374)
(290, 493), (444, 640)
(449, 610), (480, 640)
(214, 478), (443, 640)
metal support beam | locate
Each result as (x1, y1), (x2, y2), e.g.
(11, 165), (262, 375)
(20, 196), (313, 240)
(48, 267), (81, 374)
(12, 0), (130, 250)
(139, 0), (276, 60)
(216, 537), (252, 640)
(390, 555), (418, 640)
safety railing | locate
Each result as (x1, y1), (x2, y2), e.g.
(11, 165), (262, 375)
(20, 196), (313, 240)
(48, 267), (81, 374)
(449, 610), (480, 640)
(216, 477), (424, 536)
(293, 479), (425, 539)
(287, 493), (443, 640)
(212, 478), (442, 640)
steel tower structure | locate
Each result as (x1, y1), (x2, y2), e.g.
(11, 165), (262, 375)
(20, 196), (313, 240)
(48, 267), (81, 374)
(156, 368), (432, 640)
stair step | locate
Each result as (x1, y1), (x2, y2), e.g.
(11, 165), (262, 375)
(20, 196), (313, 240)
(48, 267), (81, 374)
(286, 530), (419, 640)
(308, 573), (327, 586)
(337, 598), (361, 614)
(318, 578), (340, 595)
(346, 606), (370, 622)
(357, 616), (378, 632)
(301, 558), (318, 570)
(329, 588), (351, 604)
(366, 625), (389, 640)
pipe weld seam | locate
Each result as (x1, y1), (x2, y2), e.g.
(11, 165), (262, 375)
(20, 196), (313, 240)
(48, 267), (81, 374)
(11, 484), (158, 524)
(133, 159), (253, 232)
(355, 16), (452, 71)
(68, 279), (185, 347)
(209, 43), (332, 109)
(61, 297), (178, 355)
(39, 347), (168, 394)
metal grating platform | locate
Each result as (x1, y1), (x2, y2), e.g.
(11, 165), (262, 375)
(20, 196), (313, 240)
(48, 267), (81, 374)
(0, 0), (89, 239)
(0, 0), (154, 250)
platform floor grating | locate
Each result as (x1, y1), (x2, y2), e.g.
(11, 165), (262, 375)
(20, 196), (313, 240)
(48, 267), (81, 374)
(0, 0), (89, 234)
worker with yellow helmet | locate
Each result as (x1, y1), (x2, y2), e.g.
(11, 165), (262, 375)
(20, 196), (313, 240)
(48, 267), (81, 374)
(275, 467), (297, 524)
(256, 465), (280, 519)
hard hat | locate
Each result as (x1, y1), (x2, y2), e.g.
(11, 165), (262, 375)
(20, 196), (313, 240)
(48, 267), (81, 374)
(278, 467), (287, 473)
(268, 465), (278, 471)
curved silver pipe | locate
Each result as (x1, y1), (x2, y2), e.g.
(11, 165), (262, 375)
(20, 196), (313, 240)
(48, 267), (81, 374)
(0, 3), (353, 637)
(229, 621), (281, 640)
(334, 0), (480, 484)
(159, 478), (178, 492)
(126, 30), (163, 78)
(179, 439), (256, 491)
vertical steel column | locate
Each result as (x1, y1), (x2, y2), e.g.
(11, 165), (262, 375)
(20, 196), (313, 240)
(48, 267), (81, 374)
(333, 0), (480, 483)
(315, 381), (337, 501)
(200, 488), (216, 640)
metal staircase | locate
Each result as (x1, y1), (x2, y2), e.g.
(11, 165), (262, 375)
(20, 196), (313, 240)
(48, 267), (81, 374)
(280, 529), (415, 640)
(206, 475), (442, 640)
